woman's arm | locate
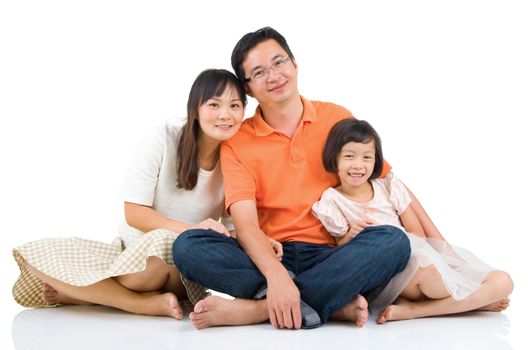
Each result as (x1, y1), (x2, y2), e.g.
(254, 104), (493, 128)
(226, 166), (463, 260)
(399, 205), (425, 237)
(406, 188), (446, 240)
(124, 202), (229, 235)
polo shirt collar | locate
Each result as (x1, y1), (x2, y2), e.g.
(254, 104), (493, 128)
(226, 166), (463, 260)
(252, 96), (318, 136)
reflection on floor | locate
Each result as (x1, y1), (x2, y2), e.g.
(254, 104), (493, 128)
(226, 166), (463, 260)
(12, 305), (513, 350)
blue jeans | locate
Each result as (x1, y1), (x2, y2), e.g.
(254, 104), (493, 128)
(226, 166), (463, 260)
(172, 225), (410, 325)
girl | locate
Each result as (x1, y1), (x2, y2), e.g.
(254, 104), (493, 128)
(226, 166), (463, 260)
(13, 69), (282, 319)
(312, 119), (513, 323)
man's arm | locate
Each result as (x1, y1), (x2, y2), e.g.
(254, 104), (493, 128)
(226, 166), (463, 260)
(230, 200), (302, 329)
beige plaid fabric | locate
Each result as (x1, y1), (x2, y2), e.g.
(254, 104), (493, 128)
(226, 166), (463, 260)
(12, 228), (209, 307)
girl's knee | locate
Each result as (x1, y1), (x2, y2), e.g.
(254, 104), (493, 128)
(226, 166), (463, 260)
(414, 265), (444, 290)
(420, 265), (441, 278)
(488, 270), (514, 296)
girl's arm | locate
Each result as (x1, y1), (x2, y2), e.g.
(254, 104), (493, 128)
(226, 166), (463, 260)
(399, 205), (426, 238)
(124, 202), (229, 235)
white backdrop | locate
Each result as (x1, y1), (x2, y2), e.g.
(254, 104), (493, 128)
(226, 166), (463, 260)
(1, 0), (527, 348)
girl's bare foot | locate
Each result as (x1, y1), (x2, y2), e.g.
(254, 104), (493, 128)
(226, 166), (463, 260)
(478, 298), (510, 312)
(189, 296), (267, 330)
(331, 294), (369, 327)
(377, 297), (415, 324)
(42, 284), (92, 306)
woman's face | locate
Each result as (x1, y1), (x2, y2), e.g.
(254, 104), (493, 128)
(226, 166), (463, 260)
(197, 85), (244, 143)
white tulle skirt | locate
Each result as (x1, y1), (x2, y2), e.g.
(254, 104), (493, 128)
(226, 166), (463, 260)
(368, 234), (494, 314)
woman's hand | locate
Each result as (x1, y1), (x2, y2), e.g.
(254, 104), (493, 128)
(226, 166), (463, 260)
(190, 218), (230, 237)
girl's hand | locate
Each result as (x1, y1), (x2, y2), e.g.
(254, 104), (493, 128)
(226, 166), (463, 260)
(190, 218), (230, 237)
(267, 237), (283, 260)
(335, 220), (373, 246)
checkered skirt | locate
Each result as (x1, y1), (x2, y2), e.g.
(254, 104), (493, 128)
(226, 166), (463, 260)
(12, 228), (208, 307)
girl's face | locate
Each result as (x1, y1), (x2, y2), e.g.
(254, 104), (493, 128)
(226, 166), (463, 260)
(198, 86), (244, 143)
(337, 140), (376, 189)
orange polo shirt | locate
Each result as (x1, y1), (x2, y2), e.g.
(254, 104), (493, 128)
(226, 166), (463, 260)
(221, 97), (391, 245)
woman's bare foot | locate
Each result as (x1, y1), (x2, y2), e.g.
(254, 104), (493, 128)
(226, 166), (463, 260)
(189, 296), (267, 330)
(331, 295), (369, 327)
(42, 284), (93, 306)
(478, 298), (510, 312)
(377, 297), (415, 324)
(142, 292), (184, 319)
(42, 284), (58, 305)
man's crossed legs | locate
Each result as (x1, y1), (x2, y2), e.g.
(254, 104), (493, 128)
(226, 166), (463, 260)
(172, 225), (410, 329)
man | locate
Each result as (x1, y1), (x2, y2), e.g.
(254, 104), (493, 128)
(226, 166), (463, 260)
(173, 27), (437, 330)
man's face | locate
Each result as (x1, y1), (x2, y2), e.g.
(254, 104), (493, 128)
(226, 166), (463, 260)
(242, 39), (298, 108)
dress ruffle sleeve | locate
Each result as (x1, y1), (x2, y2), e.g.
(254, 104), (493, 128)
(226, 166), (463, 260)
(386, 172), (412, 215)
(312, 189), (349, 237)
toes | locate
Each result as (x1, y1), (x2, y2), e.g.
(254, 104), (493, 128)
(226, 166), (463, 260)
(356, 316), (366, 327)
(42, 291), (58, 304)
(376, 313), (386, 324)
(168, 298), (183, 319)
(190, 314), (208, 329)
(377, 307), (392, 324)
(193, 320), (207, 330)
(357, 295), (368, 310)
(194, 300), (208, 313)
(189, 312), (205, 322)
(43, 284), (55, 292)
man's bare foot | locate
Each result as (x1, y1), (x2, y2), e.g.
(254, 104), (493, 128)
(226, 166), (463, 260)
(377, 297), (415, 324)
(189, 296), (267, 330)
(42, 284), (92, 306)
(478, 298), (510, 312)
(331, 295), (369, 327)
(142, 292), (184, 319)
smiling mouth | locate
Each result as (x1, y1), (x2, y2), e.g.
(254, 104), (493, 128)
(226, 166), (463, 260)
(348, 173), (365, 179)
(269, 82), (287, 92)
(215, 125), (233, 130)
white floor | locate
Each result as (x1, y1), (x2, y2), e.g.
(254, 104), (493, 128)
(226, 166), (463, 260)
(5, 294), (525, 350)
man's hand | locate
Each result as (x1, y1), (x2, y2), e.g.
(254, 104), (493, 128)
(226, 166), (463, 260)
(266, 269), (302, 329)
(267, 237), (283, 260)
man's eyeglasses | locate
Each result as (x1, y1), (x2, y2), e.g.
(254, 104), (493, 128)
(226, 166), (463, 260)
(244, 57), (292, 83)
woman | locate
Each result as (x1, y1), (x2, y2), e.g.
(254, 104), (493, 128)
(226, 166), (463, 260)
(12, 69), (273, 319)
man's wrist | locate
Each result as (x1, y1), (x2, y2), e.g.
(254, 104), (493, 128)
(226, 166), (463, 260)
(263, 261), (289, 281)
